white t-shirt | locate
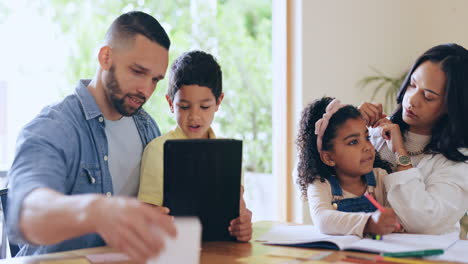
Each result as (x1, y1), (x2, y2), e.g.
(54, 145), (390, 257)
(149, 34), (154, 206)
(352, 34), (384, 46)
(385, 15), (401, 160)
(104, 116), (143, 197)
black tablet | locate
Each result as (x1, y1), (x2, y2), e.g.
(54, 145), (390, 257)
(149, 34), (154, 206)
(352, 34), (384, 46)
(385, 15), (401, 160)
(163, 139), (242, 241)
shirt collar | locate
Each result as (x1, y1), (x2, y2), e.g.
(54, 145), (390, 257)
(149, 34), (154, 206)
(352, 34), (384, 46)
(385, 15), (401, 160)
(174, 126), (216, 139)
(75, 79), (103, 120)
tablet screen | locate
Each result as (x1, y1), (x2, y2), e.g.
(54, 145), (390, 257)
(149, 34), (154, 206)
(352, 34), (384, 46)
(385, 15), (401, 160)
(163, 139), (242, 241)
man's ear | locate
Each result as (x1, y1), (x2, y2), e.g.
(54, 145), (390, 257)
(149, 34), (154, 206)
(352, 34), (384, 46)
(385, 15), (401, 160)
(215, 93), (224, 112)
(319, 151), (335, 167)
(165, 94), (174, 113)
(98, 46), (113, 70)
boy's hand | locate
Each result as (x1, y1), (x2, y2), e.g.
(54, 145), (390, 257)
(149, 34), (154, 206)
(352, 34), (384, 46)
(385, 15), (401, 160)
(228, 187), (252, 242)
(364, 208), (399, 235)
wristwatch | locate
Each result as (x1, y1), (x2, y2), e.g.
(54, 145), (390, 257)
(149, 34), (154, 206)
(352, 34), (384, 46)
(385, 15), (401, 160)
(396, 154), (412, 167)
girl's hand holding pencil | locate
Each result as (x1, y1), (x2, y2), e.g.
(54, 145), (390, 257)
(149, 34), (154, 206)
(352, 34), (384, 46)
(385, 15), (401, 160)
(364, 192), (403, 236)
(364, 207), (400, 235)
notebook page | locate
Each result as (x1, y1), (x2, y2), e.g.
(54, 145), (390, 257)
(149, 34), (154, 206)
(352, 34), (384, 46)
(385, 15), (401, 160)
(345, 232), (459, 253)
(427, 240), (468, 263)
(257, 225), (360, 249)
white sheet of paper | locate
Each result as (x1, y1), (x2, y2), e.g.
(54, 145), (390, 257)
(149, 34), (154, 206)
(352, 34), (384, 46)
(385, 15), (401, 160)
(427, 239), (468, 263)
(347, 232), (459, 253)
(147, 217), (201, 264)
(257, 225), (360, 249)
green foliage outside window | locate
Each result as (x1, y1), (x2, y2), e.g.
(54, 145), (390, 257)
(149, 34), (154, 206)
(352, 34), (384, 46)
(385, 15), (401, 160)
(43, 0), (272, 173)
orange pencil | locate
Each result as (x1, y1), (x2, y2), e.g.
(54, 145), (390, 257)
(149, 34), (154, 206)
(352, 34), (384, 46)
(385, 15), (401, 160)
(364, 192), (402, 230)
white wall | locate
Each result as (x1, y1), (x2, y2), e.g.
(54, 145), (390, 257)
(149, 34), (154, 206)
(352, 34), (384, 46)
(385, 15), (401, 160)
(292, 0), (468, 223)
(299, 0), (468, 108)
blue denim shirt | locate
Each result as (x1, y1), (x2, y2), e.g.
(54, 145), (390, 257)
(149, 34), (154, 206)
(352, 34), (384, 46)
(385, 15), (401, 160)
(7, 79), (161, 256)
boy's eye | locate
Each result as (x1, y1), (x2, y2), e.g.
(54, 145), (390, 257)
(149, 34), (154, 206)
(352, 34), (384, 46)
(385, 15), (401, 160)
(201, 106), (210, 110)
(179, 106), (189, 110)
(348, 139), (358, 145)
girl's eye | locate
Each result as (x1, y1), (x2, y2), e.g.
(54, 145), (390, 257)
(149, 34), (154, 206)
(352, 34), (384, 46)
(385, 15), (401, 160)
(348, 139), (358, 145)
(179, 106), (189, 110)
(201, 106), (210, 110)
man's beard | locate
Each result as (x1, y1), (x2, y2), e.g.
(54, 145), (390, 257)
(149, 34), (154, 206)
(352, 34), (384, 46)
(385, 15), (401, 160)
(106, 66), (146, 116)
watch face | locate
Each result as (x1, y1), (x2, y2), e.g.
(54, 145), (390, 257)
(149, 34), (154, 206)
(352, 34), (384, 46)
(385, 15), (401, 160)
(398, 155), (411, 165)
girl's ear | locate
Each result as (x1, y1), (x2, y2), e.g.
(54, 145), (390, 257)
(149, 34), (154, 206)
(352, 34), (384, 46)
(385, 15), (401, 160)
(319, 151), (335, 167)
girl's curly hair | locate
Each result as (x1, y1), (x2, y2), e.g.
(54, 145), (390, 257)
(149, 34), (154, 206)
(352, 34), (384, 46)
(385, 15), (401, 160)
(296, 97), (391, 198)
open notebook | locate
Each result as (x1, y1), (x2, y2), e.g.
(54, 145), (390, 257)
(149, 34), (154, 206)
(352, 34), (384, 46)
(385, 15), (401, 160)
(257, 225), (459, 254)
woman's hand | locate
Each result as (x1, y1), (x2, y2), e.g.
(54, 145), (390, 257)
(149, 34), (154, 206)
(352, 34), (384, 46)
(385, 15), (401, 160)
(358, 102), (386, 127)
(378, 121), (406, 155)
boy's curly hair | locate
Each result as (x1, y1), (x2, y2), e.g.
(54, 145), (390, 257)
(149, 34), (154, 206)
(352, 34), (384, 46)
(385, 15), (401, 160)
(167, 50), (222, 101)
(296, 97), (391, 198)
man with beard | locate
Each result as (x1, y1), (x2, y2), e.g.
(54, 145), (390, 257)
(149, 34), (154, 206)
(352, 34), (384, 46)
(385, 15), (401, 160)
(6, 11), (176, 262)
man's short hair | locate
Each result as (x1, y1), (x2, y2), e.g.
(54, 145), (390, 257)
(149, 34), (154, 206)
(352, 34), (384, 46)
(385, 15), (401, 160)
(105, 11), (170, 50)
(167, 50), (222, 101)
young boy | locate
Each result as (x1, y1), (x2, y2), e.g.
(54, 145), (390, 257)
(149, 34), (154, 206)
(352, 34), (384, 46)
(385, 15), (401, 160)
(138, 50), (252, 242)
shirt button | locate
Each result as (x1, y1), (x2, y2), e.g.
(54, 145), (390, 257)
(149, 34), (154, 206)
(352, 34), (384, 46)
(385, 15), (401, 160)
(106, 192), (112, 197)
(104, 155), (108, 161)
(98, 117), (104, 122)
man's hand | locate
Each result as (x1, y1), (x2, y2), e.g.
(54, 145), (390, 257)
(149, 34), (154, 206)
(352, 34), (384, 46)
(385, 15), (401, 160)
(147, 204), (171, 215)
(91, 196), (176, 263)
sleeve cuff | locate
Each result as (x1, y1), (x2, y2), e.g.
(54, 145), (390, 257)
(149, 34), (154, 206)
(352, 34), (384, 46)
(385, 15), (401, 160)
(138, 194), (163, 206)
(7, 185), (44, 245)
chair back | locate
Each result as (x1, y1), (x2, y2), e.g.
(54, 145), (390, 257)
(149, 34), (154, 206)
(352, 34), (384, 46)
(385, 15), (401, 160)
(0, 189), (20, 257)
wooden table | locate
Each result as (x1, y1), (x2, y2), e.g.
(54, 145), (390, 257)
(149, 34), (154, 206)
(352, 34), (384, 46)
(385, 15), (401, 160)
(0, 222), (456, 264)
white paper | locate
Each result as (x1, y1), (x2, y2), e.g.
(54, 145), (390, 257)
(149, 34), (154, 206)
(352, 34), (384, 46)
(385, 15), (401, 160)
(347, 232), (459, 253)
(427, 240), (468, 263)
(147, 217), (201, 264)
(257, 225), (460, 254)
(257, 225), (360, 250)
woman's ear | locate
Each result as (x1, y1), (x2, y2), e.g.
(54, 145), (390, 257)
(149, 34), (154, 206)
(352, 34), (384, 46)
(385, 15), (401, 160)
(319, 151), (335, 167)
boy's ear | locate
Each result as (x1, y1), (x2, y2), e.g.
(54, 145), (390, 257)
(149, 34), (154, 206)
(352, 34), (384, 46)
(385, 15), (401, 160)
(165, 94), (174, 113)
(98, 46), (113, 71)
(319, 151), (335, 167)
(215, 93), (224, 111)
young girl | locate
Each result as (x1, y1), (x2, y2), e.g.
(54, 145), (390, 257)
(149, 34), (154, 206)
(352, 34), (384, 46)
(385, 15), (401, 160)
(297, 97), (399, 237)
(360, 43), (468, 235)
